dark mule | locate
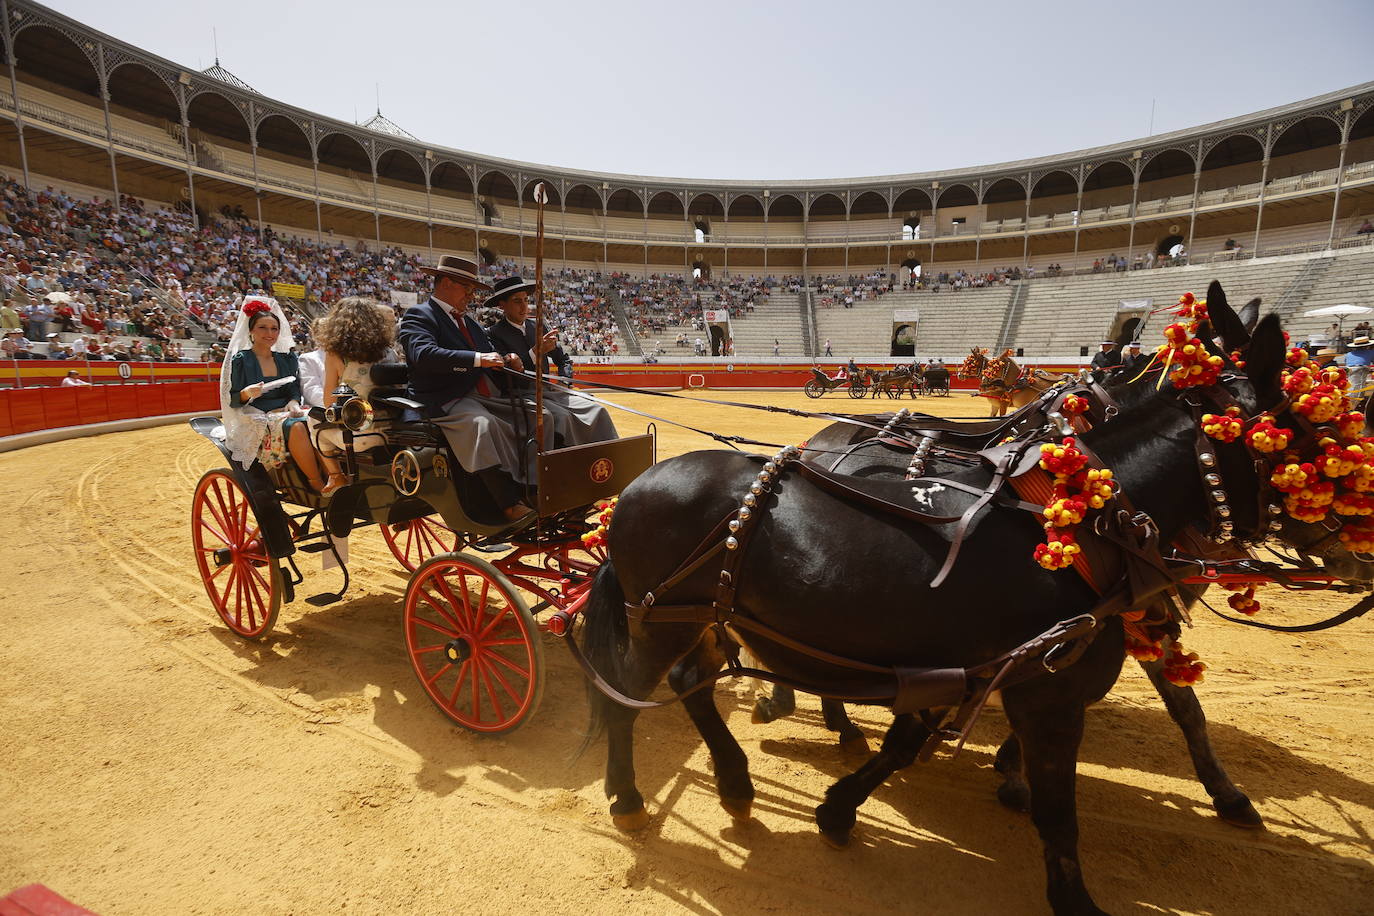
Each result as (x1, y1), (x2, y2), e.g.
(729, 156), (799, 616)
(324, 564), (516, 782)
(577, 289), (1362, 914)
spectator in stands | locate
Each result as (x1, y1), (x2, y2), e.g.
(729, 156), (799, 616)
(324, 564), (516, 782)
(824, 338), (833, 356)
(1358, 220), (1373, 235)
(398, 256), (539, 523)
(1346, 335), (1374, 394)
(60, 369), (89, 387)
(3, 328), (32, 358)
(0, 298), (19, 331)
(1224, 238), (1237, 250)
(1090, 340), (1121, 376)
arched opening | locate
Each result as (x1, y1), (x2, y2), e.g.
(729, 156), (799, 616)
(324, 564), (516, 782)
(1029, 170), (1078, 220)
(850, 191), (887, 218)
(316, 131), (372, 183)
(902, 217), (921, 240)
(1269, 115), (1343, 181)
(808, 192), (846, 220)
(1348, 107), (1374, 167)
(523, 178), (561, 208)
(106, 61), (180, 128)
(477, 171), (518, 225)
(376, 148), (426, 196)
(186, 90), (250, 151)
(1155, 233), (1185, 258)
(900, 256), (922, 280)
(606, 188), (643, 215)
(1199, 134), (1265, 193)
(12, 25), (99, 99)
(647, 190), (685, 218)
(1138, 148), (1196, 202)
(766, 194), (803, 220)
(936, 184), (977, 233)
(430, 159), (474, 222)
(255, 114), (312, 167)
(982, 177), (1026, 224)
(688, 192), (724, 240)
(726, 194), (764, 238)
(1081, 161), (1135, 214)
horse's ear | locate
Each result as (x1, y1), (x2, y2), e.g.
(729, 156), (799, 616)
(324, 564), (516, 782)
(1246, 313), (1287, 399)
(1206, 280), (1251, 352)
(1238, 298), (1261, 334)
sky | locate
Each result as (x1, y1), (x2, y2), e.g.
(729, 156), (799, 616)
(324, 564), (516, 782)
(45, 0), (1374, 182)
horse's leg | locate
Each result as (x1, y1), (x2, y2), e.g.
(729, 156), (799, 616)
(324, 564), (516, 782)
(814, 712), (931, 848)
(1002, 690), (1106, 916)
(668, 638), (755, 820)
(752, 683), (796, 723)
(1138, 656), (1263, 828)
(993, 732), (1032, 812)
(821, 699), (870, 755)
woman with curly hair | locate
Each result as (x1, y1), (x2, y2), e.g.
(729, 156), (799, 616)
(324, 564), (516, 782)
(312, 296), (399, 489)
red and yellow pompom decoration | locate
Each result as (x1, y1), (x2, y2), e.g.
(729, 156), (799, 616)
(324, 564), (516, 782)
(1245, 416), (1292, 453)
(1033, 437), (1114, 570)
(1338, 520), (1374, 554)
(580, 497), (617, 550)
(1152, 293), (1226, 389)
(958, 350), (986, 381)
(1061, 394), (1089, 416)
(1161, 640), (1207, 686)
(1225, 583), (1262, 616)
(1201, 406), (1244, 443)
(1124, 628), (1165, 662)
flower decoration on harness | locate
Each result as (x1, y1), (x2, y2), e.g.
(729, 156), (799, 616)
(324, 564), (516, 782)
(1061, 394), (1090, 416)
(1032, 437), (1115, 571)
(580, 497), (618, 549)
(1152, 292), (1226, 389)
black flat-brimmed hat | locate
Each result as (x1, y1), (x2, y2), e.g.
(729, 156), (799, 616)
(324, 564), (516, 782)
(486, 276), (537, 305)
(418, 255), (492, 290)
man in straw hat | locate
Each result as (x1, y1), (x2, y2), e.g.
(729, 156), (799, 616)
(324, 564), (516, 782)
(398, 255), (549, 523)
(1345, 334), (1374, 396)
(483, 275), (618, 449)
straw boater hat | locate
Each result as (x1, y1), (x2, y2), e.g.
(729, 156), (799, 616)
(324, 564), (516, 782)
(485, 276), (537, 306)
(1099, 340), (1116, 347)
(1350, 336), (1374, 349)
(418, 255), (492, 290)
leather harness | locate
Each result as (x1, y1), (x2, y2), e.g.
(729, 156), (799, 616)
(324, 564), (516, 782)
(556, 368), (1374, 756)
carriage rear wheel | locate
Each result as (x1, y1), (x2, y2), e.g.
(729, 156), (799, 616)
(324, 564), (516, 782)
(804, 379), (824, 398)
(403, 554), (545, 733)
(191, 469), (284, 640)
(380, 515), (460, 572)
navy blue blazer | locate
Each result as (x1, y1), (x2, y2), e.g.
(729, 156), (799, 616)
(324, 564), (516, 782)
(486, 317), (572, 391)
(397, 297), (501, 414)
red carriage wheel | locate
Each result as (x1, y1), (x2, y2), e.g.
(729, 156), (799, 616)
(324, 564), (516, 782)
(380, 515), (460, 572)
(403, 554), (545, 733)
(191, 469), (283, 639)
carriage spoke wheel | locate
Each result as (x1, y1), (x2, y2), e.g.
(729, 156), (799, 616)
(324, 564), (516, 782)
(191, 469), (283, 639)
(404, 554), (545, 733)
(803, 379), (824, 399)
(848, 383), (868, 399)
(380, 515), (460, 572)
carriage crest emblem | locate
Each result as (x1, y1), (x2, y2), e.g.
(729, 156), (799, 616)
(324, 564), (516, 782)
(589, 457), (614, 484)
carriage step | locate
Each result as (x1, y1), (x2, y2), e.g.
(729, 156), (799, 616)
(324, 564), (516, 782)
(305, 592), (343, 607)
(297, 543), (331, 553)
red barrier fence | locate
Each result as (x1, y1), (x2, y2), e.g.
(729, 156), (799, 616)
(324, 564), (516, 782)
(0, 359), (220, 389)
(0, 378), (220, 437)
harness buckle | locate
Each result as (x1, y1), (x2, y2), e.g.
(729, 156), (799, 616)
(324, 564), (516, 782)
(642, 591), (655, 607)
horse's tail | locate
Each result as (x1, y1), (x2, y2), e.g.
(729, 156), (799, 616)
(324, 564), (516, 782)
(577, 559), (628, 756)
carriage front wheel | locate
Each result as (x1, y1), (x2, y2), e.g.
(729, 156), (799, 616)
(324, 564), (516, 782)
(191, 469), (284, 640)
(803, 379), (825, 398)
(848, 382), (869, 399)
(380, 515), (460, 572)
(403, 553), (545, 733)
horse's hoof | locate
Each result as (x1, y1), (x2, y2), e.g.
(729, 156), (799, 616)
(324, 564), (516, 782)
(751, 697), (777, 724)
(996, 781), (1032, 813)
(1215, 795), (1265, 829)
(818, 827), (851, 849)
(612, 808), (650, 832)
(720, 797), (752, 821)
(839, 733), (870, 757)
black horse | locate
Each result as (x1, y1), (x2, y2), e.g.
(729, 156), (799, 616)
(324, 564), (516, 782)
(576, 291), (1359, 914)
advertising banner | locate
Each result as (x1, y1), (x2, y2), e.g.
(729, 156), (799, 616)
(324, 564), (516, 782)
(272, 282), (307, 300)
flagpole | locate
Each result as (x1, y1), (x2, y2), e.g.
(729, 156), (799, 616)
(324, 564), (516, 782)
(532, 182), (547, 520)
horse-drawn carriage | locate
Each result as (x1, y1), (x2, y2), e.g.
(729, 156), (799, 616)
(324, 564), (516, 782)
(803, 366), (869, 399)
(189, 362), (653, 732)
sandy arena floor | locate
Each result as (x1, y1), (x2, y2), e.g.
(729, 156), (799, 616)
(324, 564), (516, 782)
(1, 389), (1371, 915)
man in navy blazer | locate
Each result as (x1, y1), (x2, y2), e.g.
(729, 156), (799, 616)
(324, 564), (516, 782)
(397, 255), (550, 522)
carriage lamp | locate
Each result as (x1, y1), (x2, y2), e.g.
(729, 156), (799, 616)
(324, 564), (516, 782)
(324, 383), (375, 433)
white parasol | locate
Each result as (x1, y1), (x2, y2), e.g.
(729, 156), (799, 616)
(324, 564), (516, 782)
(1302, 304), (1373, 318)
(44, 291), (74, 304)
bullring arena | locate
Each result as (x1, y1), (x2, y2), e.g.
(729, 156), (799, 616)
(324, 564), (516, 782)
(1, 1), (1373, 914)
